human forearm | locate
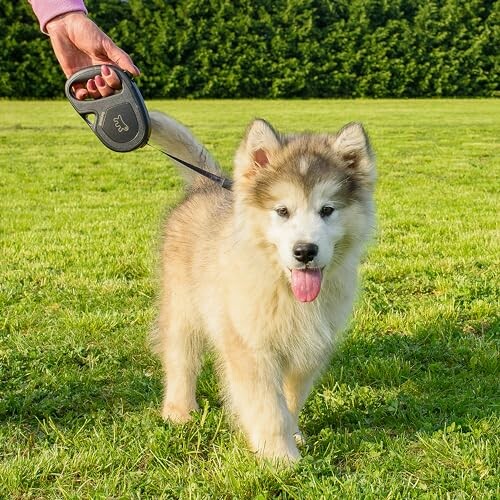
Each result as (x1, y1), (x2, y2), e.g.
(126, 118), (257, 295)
(29, 0), (88, 33)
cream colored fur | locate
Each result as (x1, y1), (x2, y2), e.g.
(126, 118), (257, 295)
(150, 111), (376, 462)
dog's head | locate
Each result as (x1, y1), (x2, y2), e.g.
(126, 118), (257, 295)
(233, 119), (376, 303)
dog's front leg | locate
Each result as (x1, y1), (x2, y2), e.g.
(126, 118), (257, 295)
(222, 348), (300, 462)
(157, 312), (201, 423)
(283, 369), (318, 445)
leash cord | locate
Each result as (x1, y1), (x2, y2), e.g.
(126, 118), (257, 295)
(148, 143), (233, 190)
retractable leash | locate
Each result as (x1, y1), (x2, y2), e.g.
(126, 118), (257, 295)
(65, 65), (233, 190)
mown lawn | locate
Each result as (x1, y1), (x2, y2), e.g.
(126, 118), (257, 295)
(0, 99), (498, 498)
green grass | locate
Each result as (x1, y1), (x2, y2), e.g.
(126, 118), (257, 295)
(0, 99), (498, 498)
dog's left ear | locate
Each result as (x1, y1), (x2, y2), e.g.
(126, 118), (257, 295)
(332, 122), (376, 183)
(234, 119), (281, 178)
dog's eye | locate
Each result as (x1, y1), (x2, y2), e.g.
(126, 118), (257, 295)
(319, 205), (335, 218)
(275, 206), (289, 218)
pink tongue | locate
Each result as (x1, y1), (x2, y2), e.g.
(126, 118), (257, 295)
(291, 268), (322, 302)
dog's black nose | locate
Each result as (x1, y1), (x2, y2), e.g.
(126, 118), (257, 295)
(293, 242), (319, 263)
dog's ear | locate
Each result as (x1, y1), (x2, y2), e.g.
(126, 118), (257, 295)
(235, 119), (281, 177)
(332, 122), (376, 183)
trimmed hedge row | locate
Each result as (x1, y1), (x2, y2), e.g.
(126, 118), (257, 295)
(1, 0), (498, 98)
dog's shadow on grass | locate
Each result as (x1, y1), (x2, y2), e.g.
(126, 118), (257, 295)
(303, 314), (498, 455)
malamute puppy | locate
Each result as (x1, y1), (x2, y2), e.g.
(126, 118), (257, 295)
(150, 111), (376, 461)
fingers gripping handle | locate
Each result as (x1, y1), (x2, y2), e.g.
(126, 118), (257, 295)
(65, 65), (151, 152)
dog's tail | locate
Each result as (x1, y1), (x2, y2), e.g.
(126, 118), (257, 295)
(149, 111), (223, 188)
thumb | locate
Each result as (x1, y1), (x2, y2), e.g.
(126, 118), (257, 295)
(101, 38), (140, 76)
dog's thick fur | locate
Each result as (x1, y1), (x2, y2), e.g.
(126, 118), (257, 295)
(150, 111), (376, 461)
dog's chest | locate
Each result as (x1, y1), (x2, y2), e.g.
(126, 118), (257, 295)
(242, 294), (336, 372)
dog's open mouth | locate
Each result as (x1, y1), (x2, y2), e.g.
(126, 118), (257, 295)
(290, 268), (323, 303)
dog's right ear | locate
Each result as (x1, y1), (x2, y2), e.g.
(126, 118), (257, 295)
(234, 119), (281, 178)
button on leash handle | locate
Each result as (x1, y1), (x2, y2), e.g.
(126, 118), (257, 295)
(65, 65), (151, 152)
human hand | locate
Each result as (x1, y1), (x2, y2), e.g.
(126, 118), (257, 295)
(46, 11), (140, 100)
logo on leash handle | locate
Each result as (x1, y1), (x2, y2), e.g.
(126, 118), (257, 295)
(113, 115), (130, 133)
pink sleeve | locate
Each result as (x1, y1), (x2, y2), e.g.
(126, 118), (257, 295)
(29, 0), (88, 33)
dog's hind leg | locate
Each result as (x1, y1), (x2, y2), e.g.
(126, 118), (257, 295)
(156, 308), (202, 423)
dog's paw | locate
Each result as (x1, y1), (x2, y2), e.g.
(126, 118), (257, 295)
(261, 447), (301, 465)
(161, 401), (198, 424)
(254, 438), (301, 464)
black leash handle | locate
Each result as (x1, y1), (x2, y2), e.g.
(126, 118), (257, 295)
(65, 65), (151, 152)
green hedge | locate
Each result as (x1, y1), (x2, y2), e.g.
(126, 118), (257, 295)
(1, 0), (498, 98)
